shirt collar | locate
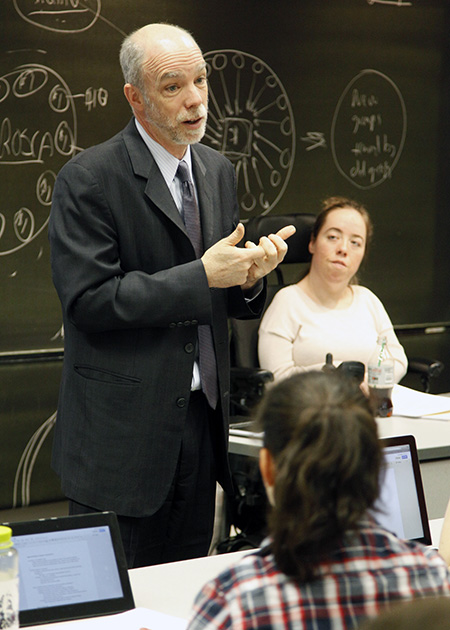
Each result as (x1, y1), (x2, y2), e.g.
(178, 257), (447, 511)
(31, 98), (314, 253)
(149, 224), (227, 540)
(134, 119), (193, 187)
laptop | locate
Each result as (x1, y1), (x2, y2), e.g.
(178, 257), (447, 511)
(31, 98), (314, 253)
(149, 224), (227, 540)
(229, 426), (432, 545)
(1, 511), (135, 627)
(372, 435), (432, 545)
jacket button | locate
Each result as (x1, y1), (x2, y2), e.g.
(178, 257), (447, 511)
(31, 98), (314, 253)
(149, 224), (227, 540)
(185, 343), (194, 353)
(176, 397), (186, 408)
(169, 323), (176, 328)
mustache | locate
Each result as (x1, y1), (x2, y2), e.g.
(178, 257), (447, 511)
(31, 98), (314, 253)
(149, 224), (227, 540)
(178, 104), (208, 123)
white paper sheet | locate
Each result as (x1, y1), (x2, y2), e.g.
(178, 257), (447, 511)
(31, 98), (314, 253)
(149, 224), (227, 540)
(392, 384), (450, 418)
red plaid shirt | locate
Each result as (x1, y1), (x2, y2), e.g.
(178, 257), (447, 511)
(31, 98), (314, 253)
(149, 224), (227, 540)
(187, 517), (450, 630)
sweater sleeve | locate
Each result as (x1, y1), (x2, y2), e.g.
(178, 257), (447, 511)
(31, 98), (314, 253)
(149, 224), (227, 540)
(258, 287), (308, 381)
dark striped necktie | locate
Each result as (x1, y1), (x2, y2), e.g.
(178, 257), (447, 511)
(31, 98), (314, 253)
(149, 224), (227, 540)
(177, 160), (218, 409)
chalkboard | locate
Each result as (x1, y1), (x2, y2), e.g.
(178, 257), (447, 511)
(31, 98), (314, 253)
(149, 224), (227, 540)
(1, 0), (449, 355)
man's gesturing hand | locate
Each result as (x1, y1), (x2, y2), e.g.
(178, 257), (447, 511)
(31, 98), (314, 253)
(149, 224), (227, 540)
(241, 224), (296, 291)
(201, 223), (296, 289)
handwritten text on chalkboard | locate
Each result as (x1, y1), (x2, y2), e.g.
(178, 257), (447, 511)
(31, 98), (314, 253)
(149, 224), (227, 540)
(0, 62), (107, 255)
(13, 0), (101, 33)
(331, 69), (406, 190)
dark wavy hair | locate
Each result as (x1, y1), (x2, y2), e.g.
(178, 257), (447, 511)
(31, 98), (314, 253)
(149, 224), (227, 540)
(255, 371), (381, 582)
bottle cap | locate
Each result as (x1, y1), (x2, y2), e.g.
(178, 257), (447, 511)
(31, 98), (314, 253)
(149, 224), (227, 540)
(0, 526), (13, 548)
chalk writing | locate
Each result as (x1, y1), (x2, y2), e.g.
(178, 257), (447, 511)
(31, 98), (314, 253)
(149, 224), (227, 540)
(203, 49), (295, 218)
(367, 0), (412, 6)
(330, 69), (406, 189)
(301, 132), (327, 151)
(0, 61), (107, 256)
(13, 0), (101, 34)
(0, 62), (76, 255)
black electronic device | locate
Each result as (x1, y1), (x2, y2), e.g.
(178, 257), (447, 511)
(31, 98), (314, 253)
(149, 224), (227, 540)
(2, 512), (134, 627)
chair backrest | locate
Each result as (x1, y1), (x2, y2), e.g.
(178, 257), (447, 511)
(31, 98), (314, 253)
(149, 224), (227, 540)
(231, 213), (316, 368)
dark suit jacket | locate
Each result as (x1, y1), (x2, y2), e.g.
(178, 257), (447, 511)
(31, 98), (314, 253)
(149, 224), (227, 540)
(48, 119), (265, 517)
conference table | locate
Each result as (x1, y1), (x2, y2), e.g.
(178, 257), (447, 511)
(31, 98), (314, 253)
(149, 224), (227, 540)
(229, 384), (450, 520)
(130, 517), (443, 614)
(229, 416), (450, 520)
(24, 385), (450, 629)
(26, 518), (445, 629)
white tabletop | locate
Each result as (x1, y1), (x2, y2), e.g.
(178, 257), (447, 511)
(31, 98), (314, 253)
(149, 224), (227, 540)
(130, 549), (250, 619)
(130, 519), (445, 619)
(376, 416), (450, 459)
(230, 387), (450, 462)
(230, 415), (450, 460)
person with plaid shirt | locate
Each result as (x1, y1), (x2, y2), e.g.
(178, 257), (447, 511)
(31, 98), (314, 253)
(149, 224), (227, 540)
(186, 371), (450, 630)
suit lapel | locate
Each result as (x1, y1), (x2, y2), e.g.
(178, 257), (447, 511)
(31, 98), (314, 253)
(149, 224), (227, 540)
(122, 120), (186, 234)
(144, 161), (186, 234)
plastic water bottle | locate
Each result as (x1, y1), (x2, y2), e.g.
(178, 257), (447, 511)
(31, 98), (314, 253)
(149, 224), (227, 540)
(0, 526), (19, 629)
(368, 335), (394, 417)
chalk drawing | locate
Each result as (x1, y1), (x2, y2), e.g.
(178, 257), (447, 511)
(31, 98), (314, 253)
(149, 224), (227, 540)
(203, 49), (296, 218)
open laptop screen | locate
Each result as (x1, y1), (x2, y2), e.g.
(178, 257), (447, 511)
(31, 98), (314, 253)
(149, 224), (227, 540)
(372, 435), (431, 545)
(2, 512), (134, 627)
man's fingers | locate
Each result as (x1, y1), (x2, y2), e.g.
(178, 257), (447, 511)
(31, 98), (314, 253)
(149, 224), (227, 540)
(258, 235), (278, 258)
(224, 223), (245, 246)
(275, 225), (296, 241)
(244, 240), (266, 261)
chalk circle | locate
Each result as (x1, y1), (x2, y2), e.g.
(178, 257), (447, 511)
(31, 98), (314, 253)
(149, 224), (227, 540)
(232, 54), (245, 70)
(49, 84), (72, 113)
(13, 67), (47, 98)
(0, 77), (10, 103)
(203, 49), (296, 219)
(270, 170), (281, 187)
(331, 69), (407, 190)
(212, 54), (228, 72)
(0, 63), (76, 255)
(36, 171), (56, 206)
(241, 192), (257, 212)
(13, 0), (101, 34)
(14, 207), (35, 243)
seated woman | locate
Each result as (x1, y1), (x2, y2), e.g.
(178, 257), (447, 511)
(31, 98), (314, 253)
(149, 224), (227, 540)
(258, 196), (407, 384)
(186, 371), (450, 630)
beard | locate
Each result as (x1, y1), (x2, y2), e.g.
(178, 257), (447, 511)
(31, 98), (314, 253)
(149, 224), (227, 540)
(143, 95), (207, 147)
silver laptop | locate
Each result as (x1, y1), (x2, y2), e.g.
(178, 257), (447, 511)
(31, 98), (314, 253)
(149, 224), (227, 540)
(373, 435), (432, 545)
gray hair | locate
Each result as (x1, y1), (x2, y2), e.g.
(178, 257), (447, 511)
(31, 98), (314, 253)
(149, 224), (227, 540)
(119, 30), (145, 92)
(119, 24), (198, 94)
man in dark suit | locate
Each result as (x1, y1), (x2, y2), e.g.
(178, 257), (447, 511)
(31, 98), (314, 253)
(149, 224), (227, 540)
(48, 23), (294, 568)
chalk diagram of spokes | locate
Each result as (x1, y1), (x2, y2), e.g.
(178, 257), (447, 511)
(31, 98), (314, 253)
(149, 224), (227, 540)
(203, 50), (296, 219)
(0, 63), (79, 256)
